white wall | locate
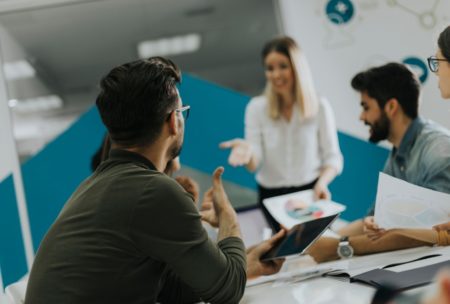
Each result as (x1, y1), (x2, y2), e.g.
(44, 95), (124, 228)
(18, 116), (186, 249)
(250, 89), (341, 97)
(0, 25), (34, 278)
(278, 0), (450, 139)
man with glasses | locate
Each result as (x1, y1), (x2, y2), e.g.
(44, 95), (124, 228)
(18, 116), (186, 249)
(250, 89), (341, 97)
(427, 55), (450, 73)
(25, 57), (285, 304)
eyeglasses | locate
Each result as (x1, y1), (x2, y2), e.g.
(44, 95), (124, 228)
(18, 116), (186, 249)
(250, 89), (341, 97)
(175, 105), (190, 121)
(427, 56), (449, 72)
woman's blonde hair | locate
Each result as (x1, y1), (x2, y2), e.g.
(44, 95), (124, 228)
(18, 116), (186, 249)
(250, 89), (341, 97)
(262, 36), (319, 120)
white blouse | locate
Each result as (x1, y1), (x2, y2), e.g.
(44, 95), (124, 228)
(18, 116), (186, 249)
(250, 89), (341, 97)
(245, 95), (343, 188)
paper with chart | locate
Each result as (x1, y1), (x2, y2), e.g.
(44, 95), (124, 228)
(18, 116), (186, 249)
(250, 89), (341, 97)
(374, 173), (450, 229)
(262, 189), (346, 229)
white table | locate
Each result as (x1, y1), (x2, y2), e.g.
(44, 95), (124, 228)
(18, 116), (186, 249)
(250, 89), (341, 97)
(242, 277), (375, 304)
(242, 246), (450, 303)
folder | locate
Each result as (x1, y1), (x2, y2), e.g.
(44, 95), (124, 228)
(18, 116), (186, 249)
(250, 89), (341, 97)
(351, 259), (450, 291)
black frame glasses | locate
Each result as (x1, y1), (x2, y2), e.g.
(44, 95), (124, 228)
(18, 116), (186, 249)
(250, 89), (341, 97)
(175, 105), (190, 121)
(427, 56), (449, 72)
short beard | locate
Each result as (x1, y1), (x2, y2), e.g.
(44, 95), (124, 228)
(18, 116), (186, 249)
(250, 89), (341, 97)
(170, 145), (182, 160)
(169, 135), (183, 160)
(368, 112), (390, 143)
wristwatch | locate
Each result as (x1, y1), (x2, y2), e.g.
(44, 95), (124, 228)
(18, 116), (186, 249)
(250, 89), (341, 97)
(337, 236), (354, 259)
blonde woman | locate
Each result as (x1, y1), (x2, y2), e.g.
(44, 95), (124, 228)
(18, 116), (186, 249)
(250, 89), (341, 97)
(221, 37), (343, 230)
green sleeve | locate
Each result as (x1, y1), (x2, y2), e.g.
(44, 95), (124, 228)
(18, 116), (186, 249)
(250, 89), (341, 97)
(130, 176), (247, 304)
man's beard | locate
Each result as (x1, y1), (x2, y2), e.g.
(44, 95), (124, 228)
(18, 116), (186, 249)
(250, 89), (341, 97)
(367, 112), (390, 143)
(169, 135), (183, 160)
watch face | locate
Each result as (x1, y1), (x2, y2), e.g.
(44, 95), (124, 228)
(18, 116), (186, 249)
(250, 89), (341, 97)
(338, 245), (354, 258)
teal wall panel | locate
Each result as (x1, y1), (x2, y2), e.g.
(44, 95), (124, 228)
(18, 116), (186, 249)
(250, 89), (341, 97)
(0, 175), (27, 286)
(179, 74), (257, 190)
(22, 107), (105, 250)
(330, 133), (389, 221)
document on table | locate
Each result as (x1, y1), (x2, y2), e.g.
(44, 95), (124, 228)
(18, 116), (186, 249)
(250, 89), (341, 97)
(262, 190), (346, 229)
(374, 173), (450, 229)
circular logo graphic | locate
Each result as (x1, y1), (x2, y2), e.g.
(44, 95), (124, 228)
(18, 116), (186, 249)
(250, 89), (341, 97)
(285, 199), (324, 220)
(402, 57), (428, 83)
(326, 0), (355, 25)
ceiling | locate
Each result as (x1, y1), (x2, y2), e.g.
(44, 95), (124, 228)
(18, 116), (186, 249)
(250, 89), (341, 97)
(0, 0), (281, 158)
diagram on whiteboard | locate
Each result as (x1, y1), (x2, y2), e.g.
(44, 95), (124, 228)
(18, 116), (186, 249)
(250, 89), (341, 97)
(387, 0), (440, 30)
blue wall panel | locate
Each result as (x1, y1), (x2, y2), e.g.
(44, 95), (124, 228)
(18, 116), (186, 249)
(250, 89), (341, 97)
(0, 175), (27, 286)
(22, 107), (105, 250)
(330, 133), (389, 221)
(179, 74), (256, 189)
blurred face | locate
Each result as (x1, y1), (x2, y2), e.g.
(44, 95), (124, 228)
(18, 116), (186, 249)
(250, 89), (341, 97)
(436, 49), (450, 99)
(264, 51), (295, 95)
(359, 92), (390, 143)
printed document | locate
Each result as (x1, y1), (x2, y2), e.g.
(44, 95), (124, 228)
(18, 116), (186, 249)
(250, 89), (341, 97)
(374, 173), (450, 229)
(262, 190), (345, 229)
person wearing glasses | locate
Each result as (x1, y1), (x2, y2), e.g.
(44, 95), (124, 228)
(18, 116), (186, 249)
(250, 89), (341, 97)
(220, 36), (343, 231)
(25, 57), (286, 304)
(427, 26), (450, 235)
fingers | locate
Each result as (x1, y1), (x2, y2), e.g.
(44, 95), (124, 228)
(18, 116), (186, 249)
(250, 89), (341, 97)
(367, 230), (386, 241)
(271, 258), (285, 272)
(201, 189), (213, 206)
(255, 230), (286, 255)
(313, 184), (331, 201)
(220, 139), (251, 167)
(434, 222), (450, 231)
(363, 216), (379, 230)
(219, 139), (238, 149)
(199, 210), (214, 225)
(202, 188), (213, 199)
(228, 146), (250, 167)
(201, 201), (213, 211)
(228, 151), (244, 167)
(267, 229), (286, 246)
(261, 258), (285, 276)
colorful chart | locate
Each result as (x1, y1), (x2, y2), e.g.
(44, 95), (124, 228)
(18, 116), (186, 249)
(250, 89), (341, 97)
(285, 199), (324, 221)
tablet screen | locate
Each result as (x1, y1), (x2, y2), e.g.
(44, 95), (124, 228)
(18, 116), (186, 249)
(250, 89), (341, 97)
(261, 214), (339, 261)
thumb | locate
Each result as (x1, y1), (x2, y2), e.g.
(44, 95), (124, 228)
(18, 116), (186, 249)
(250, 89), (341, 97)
(268, 229), (286, 245)
(212, 167), (225, 188)
(256, 229), (286, 254)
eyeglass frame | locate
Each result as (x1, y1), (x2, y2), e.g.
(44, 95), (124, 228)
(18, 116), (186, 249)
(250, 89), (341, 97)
(427, 56), (449, 72)
(167, 105), (190, 121)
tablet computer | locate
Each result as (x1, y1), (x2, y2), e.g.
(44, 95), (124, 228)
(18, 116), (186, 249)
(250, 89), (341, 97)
(261, 214), (339, 261)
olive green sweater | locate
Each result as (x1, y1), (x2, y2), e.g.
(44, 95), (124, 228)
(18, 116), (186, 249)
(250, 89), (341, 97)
(25, 150), (246, 304)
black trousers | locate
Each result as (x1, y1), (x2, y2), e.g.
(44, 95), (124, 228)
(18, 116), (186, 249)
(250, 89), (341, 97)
(258, 179), (318, 232)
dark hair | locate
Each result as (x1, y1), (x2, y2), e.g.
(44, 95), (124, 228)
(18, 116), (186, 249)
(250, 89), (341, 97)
(438, 25), (450, 61)
(91, 134), (112, 171)
(351, 62), (420, 119)
(96, 57), (181, 147)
